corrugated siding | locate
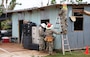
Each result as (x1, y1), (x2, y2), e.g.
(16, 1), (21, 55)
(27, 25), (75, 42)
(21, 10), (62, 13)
(84, 6), (90, 46)
(12, 13), (19, 37)
(40, 9), (49, 19)
(68, 6), (90, 49)
(49, 7), (61, 49)
(24, 12), (31, 21)
(67, 6), (85, 49)
(31, 10), (40, 26)
(67, 6), (78, 49)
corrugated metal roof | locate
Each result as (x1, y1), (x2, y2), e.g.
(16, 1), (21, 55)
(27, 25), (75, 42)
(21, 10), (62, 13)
(6, 7), (38, 13)
(6, 4), (90, 13)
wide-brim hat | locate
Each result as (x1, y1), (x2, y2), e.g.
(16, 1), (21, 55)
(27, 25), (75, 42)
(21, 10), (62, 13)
(70, 16), (76, 22)
(46, 23), (53, 29)
(40, 23), (46, 28)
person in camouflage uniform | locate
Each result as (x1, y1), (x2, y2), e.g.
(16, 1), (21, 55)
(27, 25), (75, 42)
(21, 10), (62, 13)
(39, 23), (46, 51)
(59, 4), (68, 34)
(44, 23), (60, 55)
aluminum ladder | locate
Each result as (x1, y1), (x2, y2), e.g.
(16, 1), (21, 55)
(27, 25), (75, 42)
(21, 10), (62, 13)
(54, 17), (71, 55)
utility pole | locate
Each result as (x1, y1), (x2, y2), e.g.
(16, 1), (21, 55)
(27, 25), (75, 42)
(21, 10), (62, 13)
(47, 0), (49, 6)
(1, 0), (4, 6)
(5, 0), (8, 19)
(41, 0), (43, 7)
(5, 0), (8, 12)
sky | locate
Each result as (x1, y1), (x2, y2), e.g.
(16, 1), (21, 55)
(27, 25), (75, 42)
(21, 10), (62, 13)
(14, 0), (89, 10)
(14, 0), (60, 10)
(0, 0), (90, 10)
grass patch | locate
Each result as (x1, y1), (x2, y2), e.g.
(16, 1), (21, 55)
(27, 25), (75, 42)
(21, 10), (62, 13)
(44, 50), (90, 57)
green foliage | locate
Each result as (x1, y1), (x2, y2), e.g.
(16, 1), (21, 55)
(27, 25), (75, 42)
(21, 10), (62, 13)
(76, 0), (83, 2)
(1, 19), (11, 30)
(51, 0), (56, 4)
(0, 5), (3, 16)
(8, 0), (21, 10)
(45, 50), (90, 57)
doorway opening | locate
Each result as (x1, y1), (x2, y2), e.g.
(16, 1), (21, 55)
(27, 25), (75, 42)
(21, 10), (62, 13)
(19, 20), (23, 43)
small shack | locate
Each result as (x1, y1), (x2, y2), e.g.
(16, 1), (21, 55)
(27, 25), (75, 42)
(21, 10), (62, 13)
(6, 4), (90, 50)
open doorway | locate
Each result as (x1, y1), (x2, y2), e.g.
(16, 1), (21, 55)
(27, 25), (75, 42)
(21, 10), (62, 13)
(19, 20), (23, 43)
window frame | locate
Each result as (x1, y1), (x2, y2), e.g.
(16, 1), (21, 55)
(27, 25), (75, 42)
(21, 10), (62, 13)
(41, 19), (49, 24)
(72, 5), (84, 31)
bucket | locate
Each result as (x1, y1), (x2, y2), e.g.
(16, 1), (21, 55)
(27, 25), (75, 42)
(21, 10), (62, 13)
(2, 37), (10, 43)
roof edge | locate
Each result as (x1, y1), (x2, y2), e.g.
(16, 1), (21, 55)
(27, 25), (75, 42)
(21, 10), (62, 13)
(6, 4), (90, 13)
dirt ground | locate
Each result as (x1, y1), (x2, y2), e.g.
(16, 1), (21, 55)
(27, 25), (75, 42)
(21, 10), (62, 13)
(0, 43), (48, 57)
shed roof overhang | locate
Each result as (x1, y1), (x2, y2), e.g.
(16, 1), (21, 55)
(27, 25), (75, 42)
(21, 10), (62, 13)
(6, 4), (90, 14)
(0, 4), (89, 19)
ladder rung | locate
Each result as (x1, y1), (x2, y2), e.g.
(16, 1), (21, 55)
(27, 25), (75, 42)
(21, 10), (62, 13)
(63, 38), (67, 40)
(64, 49), (71, 51)
(64, 44), (69, 46)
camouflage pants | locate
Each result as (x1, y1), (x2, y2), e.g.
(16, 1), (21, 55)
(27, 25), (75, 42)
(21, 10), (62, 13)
(46, 41), (53, 55)
(39, 37), (45, 51)
(60, 17), (68, 34)
(59, 9), (68, 34)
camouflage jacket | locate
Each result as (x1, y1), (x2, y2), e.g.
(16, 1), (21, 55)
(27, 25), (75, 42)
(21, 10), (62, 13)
(39, 27), (45, 37)
(45, 29), (60, 37)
